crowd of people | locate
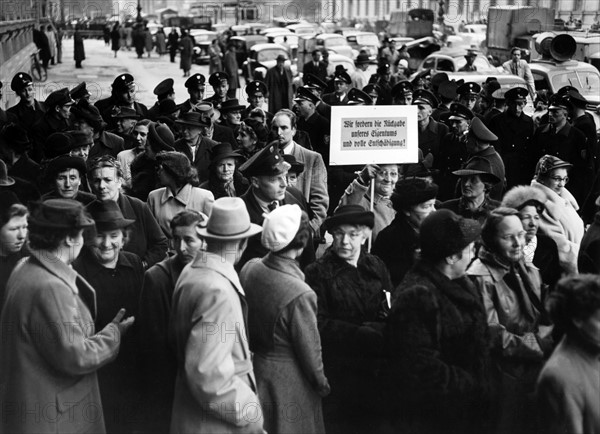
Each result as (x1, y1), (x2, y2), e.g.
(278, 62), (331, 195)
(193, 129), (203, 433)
(0, 42), (599, 434)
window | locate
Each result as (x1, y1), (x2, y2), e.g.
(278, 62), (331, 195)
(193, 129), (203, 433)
(437, 58), (454, 71)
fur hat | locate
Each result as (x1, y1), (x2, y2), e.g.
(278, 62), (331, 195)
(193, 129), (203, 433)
(501, 185), (546, 211)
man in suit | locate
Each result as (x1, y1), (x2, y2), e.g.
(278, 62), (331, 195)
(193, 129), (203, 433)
(178, 73), (206, 116)
(322, 70), (352, 106)
(238, 144), (315, 269)
(272, 109), (329, 236)
(295, 86), (330, 164)
(95, 74), (148, 130)
(502, 47), (536, 100)
(169, 197), (264, 434)
(303, 49), (328, 82)
(414, 89), (449, 169)
(173, 112), (218, 182)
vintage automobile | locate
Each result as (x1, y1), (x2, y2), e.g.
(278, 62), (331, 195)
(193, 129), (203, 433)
(314, 33), (356, 60)
(293, 53), (377, 89)
(242, 43), (297, 81)
(344, 31), (380, 62)
(413, 48), (500, 75)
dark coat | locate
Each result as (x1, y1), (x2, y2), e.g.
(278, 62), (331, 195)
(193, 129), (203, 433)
(211, 123), (238, 147)
(304, 250), (392, 432)
(573, 112), (598, 170)
(110, 28), (120, 51)
(240, 253), (329, 434)
(297, 111), (330, 164)
(321, 92), (349, 106)
(372, 213), (420, 290)
(433, 132), (469, 201)
(440, 195), (501, 226)
(138, 255), (186, 434)
(74, 31), (85, 62)
(8, 154), (41, 185)
(303, 60), (328, 81)
(223, 49), (240, 91)
(0, 248), (27, 314)
(488, 111), (536, 188)
(386, 260), (490, 433)
(73, 249), (144, 434)
(89, 130), (124, 160)
(578, 212), (600, 274)
(128, 152), (158, 201)
(418, 117), (449, 163)
(173, 136), (218, 183)
(265, 65), (294, 113)
(116, 193), (168, 267)
(199, 170), (249, 199)
(315, 100), (331, 121)
(7, 99), (46, 142)
(0, 108), (17, 128)
(95, 98), (148, 129)
(33, 28), (51, 61)
(534, 233), (561, 291)
(31, 112), (71, 161)
(179, 35), (193, 71)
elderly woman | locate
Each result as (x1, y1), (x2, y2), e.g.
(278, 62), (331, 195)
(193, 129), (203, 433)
(338, 163), (398, 242)
(74, 199), (144, 434)
(530, 155), (584, 275)
(237, 118), (268, 159)
(467, 207), (553, 434)
(439, 156), (501, 225)
(147, 151), (214, 239)
(199, 142), (249, 199)
(0, 191), (28, 311)
(305, 205), (392, 434)
(372, 177), (438, 288)
(387, 209), (489, 433)
(0, 199), (133, 434)
(41, 154), (96, 204)
(219, 98), (245, 133)
(537, 274), (600, 434)
(240, 205), (330, 433)
(502, 185), (562, 290)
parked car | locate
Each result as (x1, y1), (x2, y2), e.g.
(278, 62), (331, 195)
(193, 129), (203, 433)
(286, 23), (318, 37)
(266, 32), (299, 58)
(189, 29), (217, 44)
(193, 41), (211, 65)
(344, 31), (380, 62)
(293, 53), (377, 89)
(242, 43), (297, 81)
(414, 48), (499, 75)
(315, 33), (356, 59)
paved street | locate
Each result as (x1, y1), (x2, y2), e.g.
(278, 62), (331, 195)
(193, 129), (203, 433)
(37, 37), (247, 107)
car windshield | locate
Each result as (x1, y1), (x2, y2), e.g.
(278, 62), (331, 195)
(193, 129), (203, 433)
(356, 34), (379, 46)
(455, 55), (492, 71)
(550, 71), (600, 100)
(324, 36), (348, 47)
(257, 49), (288, 62)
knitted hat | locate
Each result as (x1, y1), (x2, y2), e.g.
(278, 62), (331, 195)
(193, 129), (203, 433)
(420, 209), (481, 261)
(391, 178), (439, 211)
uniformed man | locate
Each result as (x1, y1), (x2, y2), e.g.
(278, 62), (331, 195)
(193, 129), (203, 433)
(70, 82), (91, 104)
(478, 79), (501, 119)
(322, 70), (352, 106)
(31, 88), (73, 162)
(178, 73), (206, 116)
(147, 78), (175, 121)
(304, 74), (331, 120)
(94, 73), (148, 129)
(483, 88), (506, 126)
(432, 79), (457, 122)
(391, 80), (413, 105)
(530, 94), (590, 206)
(413, 89), (448, 168)
(411, 69), (432, 91)
(7, 72), (46, 134)
(488, 86), (535, 188)
(295, 86), (330, 163)
(433, 102), (472, 201)
(108, 106), (140, 150)
(204, 71), (230, 110)
(456, 82), (481, 112)
(241, 81), (273, 125)
(346, 87), (373, 105)
(0, 123), (41, 186)
(567, 89), (598, 170)
(362, 84), (380, 105)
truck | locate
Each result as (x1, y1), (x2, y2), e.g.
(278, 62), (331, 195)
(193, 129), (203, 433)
(486, 6), (556, 64)
(388, 9), (434, 39)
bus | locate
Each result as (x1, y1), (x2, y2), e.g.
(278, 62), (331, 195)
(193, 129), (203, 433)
(163, 15), (212, 30)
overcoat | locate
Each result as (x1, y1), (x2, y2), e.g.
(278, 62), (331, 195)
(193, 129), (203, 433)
(173, 136), (218, 183)
(265, 65), (294, 113)
(74, 30), (85, 62)
(223, 49), (240, 93)
(0, 252), (121, 434)
(240, 253), (329, 434)
(169, 252), (264, 434)
(179, 35), (193, 72)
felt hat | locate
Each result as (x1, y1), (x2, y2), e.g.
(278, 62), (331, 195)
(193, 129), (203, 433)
(282, 154), (304, 175)
(148, 122), (175, 152)
(438, 80), (458, 100)
(45, 155), (87, 180)
(29, 199), (95, 230)
(324, 204), (374, 231)
(220, 99), (245, 113)
(111, 106), (140, 119)
(355, 53), (370, 65)
(185, 73), (206, 89)
(391, 178), (439, 211)
(175, 112), (210, 128)
(0, 160), (15, 186)
(198, 197), (262, 240)
(44, 132), (74, 158)
(159, 99), (180, 115)
(261, 204), (302, 252)
(468, 117), (498, 142)
(70, 101), (106, 131)
(0, 123), (31, 152)
(155, 151), (191, 180)
(276, 54), (287, 62)
(420, 209), (481, 261)
(430, 72), (449, 89)
(68, 130), (94, 148)
(452, 156), (501, 184)
(86, 199), (135, 231)
(194, 102), (221, 122)
(209, 142), (244, 166)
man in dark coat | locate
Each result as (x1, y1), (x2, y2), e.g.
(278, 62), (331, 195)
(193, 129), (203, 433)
(0, 123), (41, 186)
(386, 209), (490, 433)
(167, 28), (179, 63)
(173, 112), (218, 182)
(33, 26), (51, 69)
(530, 94), (589, 206)
(223, 43), (239, 99)
(431, 79), (457, 122)
(193, 102), (237, 146)
(488, 87), (536, 188)
(31, 88), (73, 161)
(178, 73), (205, 116)
(7, 73), (46, 148)
(71, 101), (124, 160)
(95, 74), (148, 130)
(88, 156), (168, 268)
(237, 144), (315, 270)
(414, 89), (448, 167)
(203, 71), (230, 110)
(568, 89), (598, 170)
(295, 86), (330, 163)
(265, 55), (294, 113)
(304, 74), (332, 120)
(303, 49), (328, 81)
(138, 210), (207, 434)
(482, 88), (506, 126)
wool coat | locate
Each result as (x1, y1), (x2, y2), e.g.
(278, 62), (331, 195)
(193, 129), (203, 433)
(439, 195), (501, 226)
(199, 171), (250, 199)
(173, 136), (219, 183)
(89, 130), (125, 160)
(386, 260), (491, 433)
(240, 253), (329, 434)
(418, 117), (449, 164)
(73, 249), (145, 434)
(74, 30), (85, 62)
(0, 252), (121, 434)
(223, 49), (240, 93)
(169, 252), (264, 434)
(530, 180), (584, 275)
(536, 334), (600, 434)
(578, 211), (600, 274)
(265, 65), (294, 113)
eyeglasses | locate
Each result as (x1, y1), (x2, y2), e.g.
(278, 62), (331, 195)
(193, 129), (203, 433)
(332, 230), (362, 240)
(549, 176), (569, 183)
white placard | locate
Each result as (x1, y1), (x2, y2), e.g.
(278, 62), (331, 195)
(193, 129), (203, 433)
(329, 105), (419, 166)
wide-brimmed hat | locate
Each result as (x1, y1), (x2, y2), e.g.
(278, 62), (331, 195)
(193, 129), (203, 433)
(534, 155), (572, 179)
(198, 197), (262, 240)
(148, 122), (175, 153)
(0, 123), (31, 152)
(261, 204), (302, 252)
(86, 200), (135, 231)
(44, 155), (87, 181)
(452, 157), (501, 184)
(194, 102), (220, 122)
(175, 112), (210, 128)
(220, 99), (245, 113)
(420, 209), (481, 261)
(391, 178), (439, 211)
(324, 204), (374, 231)
(0, 159), (15, 186)
(156, 151), (192, 179)
(209, 143), (243, 165)
(111, 106), (140, 119)
(29, 199), (95, 230)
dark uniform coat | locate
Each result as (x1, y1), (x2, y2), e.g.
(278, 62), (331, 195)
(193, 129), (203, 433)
(173, 136), (218, 183)
(8, 154), (41, 186)
(297, 111), (330, 164)
(321, 92), (349, 106)
(89, 130), (125, 160)
(94, 98), (148, 128)
(418, 117), (449, 163)
(303, 60), (328, 81)
(7, 99), (46, 140)
(202, 94), (227, 111)
(433, 132), (469, 201)
(578, 212), (600, 275)
(439, 195), (501, 226)
(573, 113), (598, 170)
(488, 111), (535, 188)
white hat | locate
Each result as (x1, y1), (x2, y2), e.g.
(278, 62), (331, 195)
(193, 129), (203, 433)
(398, 59), (409, 69)
(261, 204), (302, 252)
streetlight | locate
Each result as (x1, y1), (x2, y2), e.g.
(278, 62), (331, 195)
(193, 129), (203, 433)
(136, 0), (143, 24)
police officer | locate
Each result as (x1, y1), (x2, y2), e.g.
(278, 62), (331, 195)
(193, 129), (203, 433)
(488, 86), (535, 188)
(94, 73), (148, 129)
(7, 72), (46, 132)
(294, 86), (330, 163)
(69, 82), (91, 104)
(146, 78), (175, 121)
(391, 80), (413, 105)
(456, 82), (481, 113)
(204, 71), (230, 110)
(179, 73), (206, 116)
(413, 89), (448, 168)
(322, 70), (352, 106)
(31, 88), (73, 162)
(304, 74), (331, 120)
(432, 79), (457, 122)
(483, 88), (506, 126)
(242, 81), (273, 125)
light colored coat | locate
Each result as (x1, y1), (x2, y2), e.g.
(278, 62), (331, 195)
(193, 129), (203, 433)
(169, 252), (264, 434)
(530, 180), (584, 274)
(0, 252), (122, 434)
(288, 142), (329, 233)
(502, 59), (536, 98)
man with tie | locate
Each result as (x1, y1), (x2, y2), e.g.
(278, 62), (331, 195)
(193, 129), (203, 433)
(303, 49), (328, 82)
(502, 47), (536, 100)
(321, 70), (352, 106)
